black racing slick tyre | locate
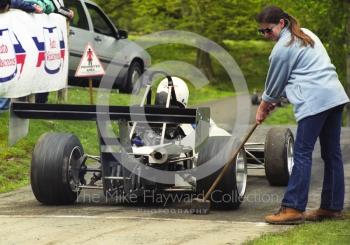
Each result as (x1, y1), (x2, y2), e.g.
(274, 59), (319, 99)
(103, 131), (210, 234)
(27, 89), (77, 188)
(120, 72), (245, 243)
(119, 61), (142, 94)
(196, 136), (247, 209)
(31, 133), (84, 205)
(264, 128), (294, 186)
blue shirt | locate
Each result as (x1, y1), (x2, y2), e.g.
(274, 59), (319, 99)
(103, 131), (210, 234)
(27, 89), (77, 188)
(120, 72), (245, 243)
(11, 0), (36, 12)
(11, 0), (55, 14)
(262, 28), (349, 121)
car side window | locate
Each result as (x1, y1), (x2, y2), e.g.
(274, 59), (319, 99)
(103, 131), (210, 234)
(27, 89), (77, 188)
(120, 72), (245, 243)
(85, 3), (115, 37)
(65, 1), (89, 30)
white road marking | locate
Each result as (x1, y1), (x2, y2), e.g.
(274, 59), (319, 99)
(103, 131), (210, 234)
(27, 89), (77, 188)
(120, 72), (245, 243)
(0, 214), (269, 226)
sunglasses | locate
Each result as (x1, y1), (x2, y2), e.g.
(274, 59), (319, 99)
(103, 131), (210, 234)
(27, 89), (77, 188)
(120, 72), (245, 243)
(258, 24), (277, 35)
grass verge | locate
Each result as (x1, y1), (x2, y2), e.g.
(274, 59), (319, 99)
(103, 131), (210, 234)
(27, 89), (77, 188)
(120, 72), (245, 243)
(244, 212), (350, 245)
(264, 105), (296, 125)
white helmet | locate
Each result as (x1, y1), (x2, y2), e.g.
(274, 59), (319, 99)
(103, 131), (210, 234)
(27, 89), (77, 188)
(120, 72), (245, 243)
(156, 76), (189, 108)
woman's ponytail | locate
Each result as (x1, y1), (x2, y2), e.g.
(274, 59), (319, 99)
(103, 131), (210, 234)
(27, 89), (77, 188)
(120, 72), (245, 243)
(287, 14), (314, 47)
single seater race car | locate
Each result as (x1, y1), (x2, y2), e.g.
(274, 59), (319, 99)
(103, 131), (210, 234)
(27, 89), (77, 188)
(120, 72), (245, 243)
(11, 74), (294, 209)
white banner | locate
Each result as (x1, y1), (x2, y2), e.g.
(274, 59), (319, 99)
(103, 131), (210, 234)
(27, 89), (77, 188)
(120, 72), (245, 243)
(0, 10), (68, 98)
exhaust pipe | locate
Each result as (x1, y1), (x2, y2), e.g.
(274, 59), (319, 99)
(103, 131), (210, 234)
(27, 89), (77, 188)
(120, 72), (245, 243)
(150, 144), (182, 164)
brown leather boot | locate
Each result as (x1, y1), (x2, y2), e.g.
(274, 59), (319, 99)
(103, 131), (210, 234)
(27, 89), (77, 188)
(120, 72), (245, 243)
(304, 208), (343, 221)
(265, 207), (304, 225)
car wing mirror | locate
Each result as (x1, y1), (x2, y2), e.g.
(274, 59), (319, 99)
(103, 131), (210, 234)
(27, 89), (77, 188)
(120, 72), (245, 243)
(118, 29), (128, 39)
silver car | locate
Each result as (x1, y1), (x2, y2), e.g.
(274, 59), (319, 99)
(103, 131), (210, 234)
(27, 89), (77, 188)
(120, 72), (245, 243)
(65, 0), (151, 93)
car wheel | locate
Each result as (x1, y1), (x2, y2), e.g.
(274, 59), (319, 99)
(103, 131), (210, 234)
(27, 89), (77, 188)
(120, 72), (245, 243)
(251, 94), (259, 105)
(196, 136), (247, 209)
(119, 61), (142, 94)
(264, 128), (294, 186)
(31, 133), (84, 205)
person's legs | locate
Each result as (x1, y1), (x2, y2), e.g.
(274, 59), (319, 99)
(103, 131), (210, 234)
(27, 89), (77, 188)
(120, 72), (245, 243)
(0, 0), (10, 13)
(35, 92), (49, 104)
(319, 105), (344, 211)
(265, 111), (331, 224)
(281, 112), (328, 211)
(0, 98), (10, 112)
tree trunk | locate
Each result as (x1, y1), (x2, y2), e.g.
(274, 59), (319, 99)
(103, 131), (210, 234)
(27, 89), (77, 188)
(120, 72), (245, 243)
(196, 49), (215, 82)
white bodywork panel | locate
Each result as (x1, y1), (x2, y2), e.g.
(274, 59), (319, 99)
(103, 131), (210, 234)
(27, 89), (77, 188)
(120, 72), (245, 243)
(131, 119), (230, 164)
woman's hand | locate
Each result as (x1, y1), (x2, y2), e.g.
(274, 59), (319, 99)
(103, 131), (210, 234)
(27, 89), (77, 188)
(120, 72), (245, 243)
(256, 100), (276, 124)
(33, 4), (43, 13)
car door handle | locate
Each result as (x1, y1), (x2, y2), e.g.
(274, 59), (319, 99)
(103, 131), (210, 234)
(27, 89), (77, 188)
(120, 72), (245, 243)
(95, 36), (102, 42)
(69, 29), (75, 36)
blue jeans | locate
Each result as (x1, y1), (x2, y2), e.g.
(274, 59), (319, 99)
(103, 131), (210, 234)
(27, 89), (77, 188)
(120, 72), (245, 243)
(0, 98), (10, 111)
(282, 104), (345, 211)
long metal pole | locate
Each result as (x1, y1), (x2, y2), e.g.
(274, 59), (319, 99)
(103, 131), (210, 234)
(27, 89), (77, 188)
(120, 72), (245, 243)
(203, 123), (258, 201)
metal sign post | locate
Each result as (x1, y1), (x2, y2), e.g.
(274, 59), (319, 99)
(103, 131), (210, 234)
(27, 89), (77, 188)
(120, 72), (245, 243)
(89, 78), (93, 104)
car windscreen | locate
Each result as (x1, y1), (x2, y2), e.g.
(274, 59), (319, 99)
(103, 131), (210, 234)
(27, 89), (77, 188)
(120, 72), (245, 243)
(85, 3), (116, 37)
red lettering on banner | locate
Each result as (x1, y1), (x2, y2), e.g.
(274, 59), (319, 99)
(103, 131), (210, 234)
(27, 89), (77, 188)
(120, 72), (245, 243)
(49, 38), (57, 49)
(0, 44), (9, 54)
(0, 58), (16, 67)
(46, 52), (60, 61)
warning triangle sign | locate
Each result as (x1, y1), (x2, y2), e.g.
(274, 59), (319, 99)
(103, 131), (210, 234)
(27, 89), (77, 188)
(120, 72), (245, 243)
(75, 43), (105, 77)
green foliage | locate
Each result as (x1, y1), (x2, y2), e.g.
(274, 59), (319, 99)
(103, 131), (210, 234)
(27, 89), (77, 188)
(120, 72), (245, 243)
(223, 40), (274, 89)
(96, 0), (349, 86)
(131, 0), (183, 33)
(103, 0), (263, 41)
(94, 0), (136, 31)
(142, 40), (272, 91)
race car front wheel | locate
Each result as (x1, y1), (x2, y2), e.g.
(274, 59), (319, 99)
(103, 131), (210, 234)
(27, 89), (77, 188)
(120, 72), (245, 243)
(196, 136), (247, 209)
(31, 133), (83, 205)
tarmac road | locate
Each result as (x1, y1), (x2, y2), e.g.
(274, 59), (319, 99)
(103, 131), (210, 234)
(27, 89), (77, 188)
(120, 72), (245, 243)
(0, 96), (349, 244)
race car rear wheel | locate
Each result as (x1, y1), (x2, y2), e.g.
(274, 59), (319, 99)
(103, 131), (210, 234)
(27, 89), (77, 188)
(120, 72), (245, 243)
(264, 128), (294, 186)
(31, 133), (83, 205)
(196, 136), (247, 209)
